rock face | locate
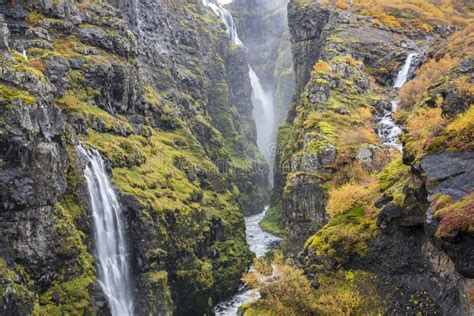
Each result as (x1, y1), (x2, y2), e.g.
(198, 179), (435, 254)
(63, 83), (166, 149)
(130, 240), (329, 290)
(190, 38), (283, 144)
(230, 0), (295, 154)
(0, 15), (9, 49)
(0, 0), (269, 314)
(288, 0), (331, 94)
(272, 0), (474, 314)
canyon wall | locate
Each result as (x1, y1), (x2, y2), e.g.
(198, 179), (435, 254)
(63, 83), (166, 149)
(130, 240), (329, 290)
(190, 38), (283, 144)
(0, 0), (269, 314)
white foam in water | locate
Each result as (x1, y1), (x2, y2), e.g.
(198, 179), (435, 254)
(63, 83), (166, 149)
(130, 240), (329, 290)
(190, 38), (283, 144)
(377, 53), (417, 152)
(202, 3), (280, 313)
(78, 145), (134, 316)
(214, 208), (281, 315)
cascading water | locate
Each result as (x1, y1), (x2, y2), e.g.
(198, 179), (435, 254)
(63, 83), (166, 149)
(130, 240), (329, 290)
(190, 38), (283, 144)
(202, 0), (242, 45)
(202, 1), (281, 314)
(214, 208), (281, 315)
(377, 53), (417, 152)
(249, 67), (275, 166)
(77, 145), (134, 316)
(394, 53), (417, 89)
(202, 0), (276, 177)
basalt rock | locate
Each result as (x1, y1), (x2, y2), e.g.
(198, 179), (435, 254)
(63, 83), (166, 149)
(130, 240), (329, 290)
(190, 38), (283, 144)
(0, 0), (268, 314)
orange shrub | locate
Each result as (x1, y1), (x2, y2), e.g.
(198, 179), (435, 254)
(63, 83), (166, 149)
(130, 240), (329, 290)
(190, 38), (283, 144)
(404, 106), (447, 158)
(335, 0), (350, 10)
(242, 255), (319, 315)
(399, 56), (460, 110)
(313, 60), (331, 73)
(351, 0), (473, 31)
(326, 180), (377, 217)
(433, 193), (474, 237)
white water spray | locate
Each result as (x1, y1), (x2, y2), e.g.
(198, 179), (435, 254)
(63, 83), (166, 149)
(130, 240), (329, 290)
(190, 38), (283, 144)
(202, 0), (276, 171)
(214, 208), (281, 315)
(78, 145), (134, 316)
(377, 53), (417, 152)
(394, 53), (417, 89)
(249, 67), (275, 164)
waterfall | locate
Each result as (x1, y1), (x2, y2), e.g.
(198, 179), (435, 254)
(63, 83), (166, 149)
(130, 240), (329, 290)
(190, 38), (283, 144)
(377, 53), (418, 152)
(249, 67), (275, 165)
(202, 0), (242, 45)
(202, 0), (276, 177)
(394, 53), (417, 89)
(77, 145), (134, 316)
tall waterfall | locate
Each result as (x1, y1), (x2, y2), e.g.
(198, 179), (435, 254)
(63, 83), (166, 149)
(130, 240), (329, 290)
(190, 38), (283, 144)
(202, 0), (276, 173)
(78, 145), (134, 316)
(249, 67), (275, 165)
(377, 53), (418, 152)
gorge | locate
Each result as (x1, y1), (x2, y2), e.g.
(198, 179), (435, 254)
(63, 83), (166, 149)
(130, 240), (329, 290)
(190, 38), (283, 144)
(0, 0), (473, 315)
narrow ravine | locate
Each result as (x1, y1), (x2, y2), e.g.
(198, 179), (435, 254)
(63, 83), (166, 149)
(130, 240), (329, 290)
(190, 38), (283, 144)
(201, 1), (282, 314)
(78, 145), (134, 316)
(376, 53), (418, 151)
(214, 208), (281, 315)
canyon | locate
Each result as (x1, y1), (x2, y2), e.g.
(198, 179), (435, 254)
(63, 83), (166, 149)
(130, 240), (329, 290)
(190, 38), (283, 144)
(0, 0), (473, 315)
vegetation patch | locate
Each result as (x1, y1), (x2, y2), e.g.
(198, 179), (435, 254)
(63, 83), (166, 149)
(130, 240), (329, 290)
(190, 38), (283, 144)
(432, 193), (474, 237)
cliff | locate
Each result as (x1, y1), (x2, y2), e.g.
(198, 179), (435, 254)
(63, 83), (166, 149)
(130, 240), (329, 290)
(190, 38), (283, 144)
(244, 0), (473, 314)
(0, 0), (269, 314)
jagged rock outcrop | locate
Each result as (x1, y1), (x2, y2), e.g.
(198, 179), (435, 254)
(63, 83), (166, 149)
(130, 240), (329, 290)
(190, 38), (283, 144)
(272, 0), (474, 314)
(230, 0), (295, 157)
(0, 0), (269, 314)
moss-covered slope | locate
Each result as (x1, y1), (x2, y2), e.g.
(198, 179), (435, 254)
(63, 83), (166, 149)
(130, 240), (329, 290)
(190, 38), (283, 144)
(0, 0), (269, 314)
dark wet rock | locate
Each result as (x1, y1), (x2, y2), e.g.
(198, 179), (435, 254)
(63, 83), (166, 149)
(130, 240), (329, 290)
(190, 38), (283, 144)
(288, 1), (332, 93)
(421, 151), (474, 201)
(374, 195), (393, 209)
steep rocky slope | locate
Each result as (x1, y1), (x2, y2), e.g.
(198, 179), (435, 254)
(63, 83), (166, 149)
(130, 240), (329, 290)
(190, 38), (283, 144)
(0, 0), (269, 314)
(245, 0), (473, 314)
(230, 0), (294, 131)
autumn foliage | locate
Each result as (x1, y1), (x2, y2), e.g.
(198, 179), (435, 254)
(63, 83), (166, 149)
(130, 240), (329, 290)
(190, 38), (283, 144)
(433, 193), (474, 237)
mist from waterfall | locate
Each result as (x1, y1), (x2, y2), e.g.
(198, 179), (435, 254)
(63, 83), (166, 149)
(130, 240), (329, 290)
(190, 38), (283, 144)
(202, 0), (276, 178)
(249, 67), (275, 166)
(78, 145), (134, 316)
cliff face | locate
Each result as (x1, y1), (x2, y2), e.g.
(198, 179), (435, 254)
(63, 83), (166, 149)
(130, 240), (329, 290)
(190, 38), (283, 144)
(269, 0), (473, 314)
(0, 0), (268, 314)
(230, 0), (295, 148)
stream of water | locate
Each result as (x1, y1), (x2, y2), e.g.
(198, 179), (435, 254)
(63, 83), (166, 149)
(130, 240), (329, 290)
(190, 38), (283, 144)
(78, 145), (134, 316)
(376, 53), (417, 151)
(214, 208), (281, 315)
(201, 1), (281, 314)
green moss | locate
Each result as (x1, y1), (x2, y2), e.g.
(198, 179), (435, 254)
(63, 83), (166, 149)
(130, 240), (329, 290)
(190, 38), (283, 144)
(378, 158), (411, 205)
(305, 207), (377, 264)
(260, 205), (285, 237)
(0, 84), (36, 105)
(0, 259), (35, 312)
(314, 269), (383, 315)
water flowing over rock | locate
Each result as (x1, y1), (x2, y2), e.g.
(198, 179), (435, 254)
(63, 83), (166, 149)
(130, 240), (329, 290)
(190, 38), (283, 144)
(203, 0), (275, 184)
(203, 0), (242, 45)
(249, 67), (275, 166)
(376, 52), (419, 152)
(78, 145), (134, 316)
(394, 53), (417, 89)
(214, 209), (281, 315)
